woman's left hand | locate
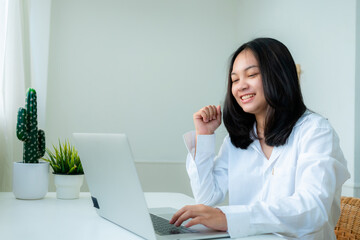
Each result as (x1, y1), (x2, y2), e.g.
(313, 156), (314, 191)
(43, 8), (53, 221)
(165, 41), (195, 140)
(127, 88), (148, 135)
(169, 204), (228, 231)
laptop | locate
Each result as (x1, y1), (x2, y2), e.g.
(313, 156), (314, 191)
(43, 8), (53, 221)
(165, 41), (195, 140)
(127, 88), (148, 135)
(73, 133), (230, 240)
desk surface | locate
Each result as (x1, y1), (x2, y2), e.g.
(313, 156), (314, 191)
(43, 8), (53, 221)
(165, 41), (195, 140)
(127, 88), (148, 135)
(0, 192), (282, 240)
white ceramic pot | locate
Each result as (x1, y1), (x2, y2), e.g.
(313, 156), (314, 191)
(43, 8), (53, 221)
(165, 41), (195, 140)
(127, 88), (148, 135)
(54, 174), (84, 199)
(13, 162), (49, 200)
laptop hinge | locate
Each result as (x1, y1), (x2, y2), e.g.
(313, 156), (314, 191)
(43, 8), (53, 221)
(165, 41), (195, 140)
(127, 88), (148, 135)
(91, 196), (100, 209)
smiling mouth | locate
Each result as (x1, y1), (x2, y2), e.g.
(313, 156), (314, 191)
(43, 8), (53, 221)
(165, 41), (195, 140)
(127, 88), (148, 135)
(240, 94), (255, 100)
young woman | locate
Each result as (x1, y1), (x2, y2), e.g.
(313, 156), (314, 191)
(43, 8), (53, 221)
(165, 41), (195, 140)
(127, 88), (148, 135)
(170, 38), (350, 239)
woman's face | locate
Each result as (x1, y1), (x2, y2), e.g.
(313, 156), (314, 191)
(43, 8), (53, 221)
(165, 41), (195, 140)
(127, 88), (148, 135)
(231, 49), (268, 118)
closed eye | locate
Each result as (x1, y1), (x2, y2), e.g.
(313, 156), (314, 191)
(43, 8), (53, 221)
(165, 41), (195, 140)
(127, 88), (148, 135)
(248, 73), (259, 78)
(232, 79), (239, 83)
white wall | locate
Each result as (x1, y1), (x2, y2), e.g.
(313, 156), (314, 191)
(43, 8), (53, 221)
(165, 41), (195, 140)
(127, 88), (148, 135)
(45, 0), (237, 193)
(46, 0), (237, 160)
(235, 0), (358, 196)
(355, 0), (360, 193)
(40, 0), (359, 196)
(28, 0), (51, 129)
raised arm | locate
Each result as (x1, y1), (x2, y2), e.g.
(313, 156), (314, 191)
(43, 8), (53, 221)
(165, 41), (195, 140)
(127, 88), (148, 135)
(193, 105), (221, 156)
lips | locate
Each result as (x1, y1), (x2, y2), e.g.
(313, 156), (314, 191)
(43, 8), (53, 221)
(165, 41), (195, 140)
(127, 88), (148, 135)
(240, 93), (255, 103)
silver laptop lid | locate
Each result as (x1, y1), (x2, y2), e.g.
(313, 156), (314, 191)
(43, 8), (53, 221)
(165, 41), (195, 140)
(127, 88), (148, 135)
(73, 133), (157, 240)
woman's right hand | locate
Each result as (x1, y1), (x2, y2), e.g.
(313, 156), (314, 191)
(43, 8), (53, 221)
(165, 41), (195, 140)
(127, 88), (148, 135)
(193, 105), (222, 135)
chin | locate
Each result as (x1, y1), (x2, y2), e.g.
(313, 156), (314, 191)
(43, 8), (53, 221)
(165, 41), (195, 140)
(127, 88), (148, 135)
(239, 102), (266, 115)
(241, 108), (254, 115)
(240, 105), (255, 114)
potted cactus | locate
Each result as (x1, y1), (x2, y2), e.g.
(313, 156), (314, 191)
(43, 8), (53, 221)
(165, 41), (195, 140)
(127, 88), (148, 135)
(13, 88), (49, 199)
(43, 140), (84, 199)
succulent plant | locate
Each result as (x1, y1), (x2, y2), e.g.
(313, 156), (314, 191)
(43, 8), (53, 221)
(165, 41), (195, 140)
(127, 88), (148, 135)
(16, 88), (46, 163)
(43, 140), (84, 175)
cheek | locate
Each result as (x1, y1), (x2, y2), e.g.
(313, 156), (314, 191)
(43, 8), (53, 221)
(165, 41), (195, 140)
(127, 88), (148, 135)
(231, 84), (237, 97)
(257, 87), (267, 105)
(255, 79), (265, 97)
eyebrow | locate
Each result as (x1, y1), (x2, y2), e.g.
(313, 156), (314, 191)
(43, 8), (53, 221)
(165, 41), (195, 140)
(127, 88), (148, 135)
(244, 65), (258, 71)
(231, 65), (259, 76)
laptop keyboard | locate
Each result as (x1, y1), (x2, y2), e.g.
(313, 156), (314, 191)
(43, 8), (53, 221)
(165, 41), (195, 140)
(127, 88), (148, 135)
(150, 213), (198, 236)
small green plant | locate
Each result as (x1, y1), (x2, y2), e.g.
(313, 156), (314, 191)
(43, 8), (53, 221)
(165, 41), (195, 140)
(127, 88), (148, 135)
(43, 140), (84, 175)
(16, 88), (46, 163)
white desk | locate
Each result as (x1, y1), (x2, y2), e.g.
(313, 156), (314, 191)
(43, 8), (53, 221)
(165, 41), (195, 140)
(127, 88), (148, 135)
(0, 192), (282, 240)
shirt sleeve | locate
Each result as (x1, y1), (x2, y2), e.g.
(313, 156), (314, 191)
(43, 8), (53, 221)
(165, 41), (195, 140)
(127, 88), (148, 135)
(218, 125), (350, 238)
(183, 131), (229, 206)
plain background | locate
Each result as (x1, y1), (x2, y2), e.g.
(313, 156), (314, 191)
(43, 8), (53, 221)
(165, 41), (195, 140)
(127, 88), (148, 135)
(17, 0), (360, 197)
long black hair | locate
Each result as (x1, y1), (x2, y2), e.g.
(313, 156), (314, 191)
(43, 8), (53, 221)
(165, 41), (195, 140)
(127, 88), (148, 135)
(223, 38), (307, 149)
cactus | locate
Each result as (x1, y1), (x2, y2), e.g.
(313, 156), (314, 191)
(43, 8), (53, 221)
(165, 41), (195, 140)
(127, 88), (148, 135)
(16, 88), (46, 163)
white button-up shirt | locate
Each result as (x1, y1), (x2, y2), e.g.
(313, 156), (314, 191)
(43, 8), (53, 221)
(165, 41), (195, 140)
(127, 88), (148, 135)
(184, 111), (350, 239)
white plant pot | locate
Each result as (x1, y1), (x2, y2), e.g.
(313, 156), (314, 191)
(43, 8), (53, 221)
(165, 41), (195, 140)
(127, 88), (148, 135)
(13, 162), (49, 200)
(54, 174), (84, 199)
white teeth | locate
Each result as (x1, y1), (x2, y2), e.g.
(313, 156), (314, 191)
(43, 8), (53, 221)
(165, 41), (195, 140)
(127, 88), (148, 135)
(241, 94), (255, 100)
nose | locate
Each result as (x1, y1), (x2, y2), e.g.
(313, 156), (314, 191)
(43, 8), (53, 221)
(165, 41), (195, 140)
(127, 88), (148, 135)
(235, 78), (249, 92)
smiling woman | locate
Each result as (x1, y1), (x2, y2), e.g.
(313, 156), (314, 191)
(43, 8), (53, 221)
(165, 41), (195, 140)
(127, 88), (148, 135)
(230, 50), (268, 126)
(170, 38), (351, 239)
(224, 38), (306, 150)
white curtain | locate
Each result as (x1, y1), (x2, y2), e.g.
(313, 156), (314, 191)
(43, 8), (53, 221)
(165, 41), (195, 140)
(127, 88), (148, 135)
(0, 0), (51, 191)
(0, 0), (28, 191)
(0, 0), (9, 191)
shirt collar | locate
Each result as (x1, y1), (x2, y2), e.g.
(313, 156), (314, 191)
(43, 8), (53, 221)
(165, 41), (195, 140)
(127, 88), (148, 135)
(248, 110), (311, 162)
